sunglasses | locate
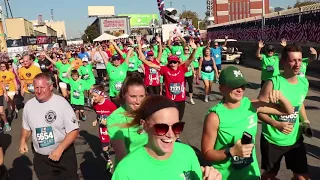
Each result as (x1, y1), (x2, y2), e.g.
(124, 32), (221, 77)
(153, 122), (185, 136)
(112, 58), (120, 61)
(169, 61), (178, 64)
(185, 49), (189, 51)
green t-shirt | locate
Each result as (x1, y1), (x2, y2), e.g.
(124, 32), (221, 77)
(79, 64), (95, 86)
(261, 54), (280, 81)
(106, 62), (129, 97)
(208, 97), (260, 180)
(69, 57), (75, 63)
(161, 48), (170, 66)
(262, 75), (309, 146)
(298, 58), (309, 78)
(153, 45), (159, 58)
(171, 45), (183, 57)
(13, 57), (18, 64)
(69, 79), (90, 105)
(181, 54), (193, 77)
(112, 143), (202, 180)
(122, 53), (142, 72)
(107, 106), (148, 167)
(34, 58), (39, 63)
(194, 46), (204, 68)
(55, 62), (71, 83)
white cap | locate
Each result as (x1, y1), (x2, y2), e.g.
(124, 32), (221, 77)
(82, 56), (89, 62)
(142, 44), (148, 49)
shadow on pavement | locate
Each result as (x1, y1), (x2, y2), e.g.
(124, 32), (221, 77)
(79, 151), (111, 180)
(0, 133), (12, 154)
(8, 155), (33, 180)
(305, 143), (320, 160)
(79, 130), (103, 160)
(305, 106), (320, 110)
(306, 96), (320, 102)
(309, 165), (320, 180)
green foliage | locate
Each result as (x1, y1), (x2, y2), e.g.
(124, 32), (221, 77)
(179, 11), (199, 28)
(84, 24), (100, 42)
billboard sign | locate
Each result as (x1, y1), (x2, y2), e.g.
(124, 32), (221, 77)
(99, 17), (131, 35)
(119, 14), (159, 27)
(88, 6), (115, 17)
(22, 36), (37, 45)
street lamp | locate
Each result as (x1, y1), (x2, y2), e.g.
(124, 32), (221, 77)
(182, 5), (186, 12)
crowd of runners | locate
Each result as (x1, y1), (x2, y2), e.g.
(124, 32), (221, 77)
(0, 31), (317, 180)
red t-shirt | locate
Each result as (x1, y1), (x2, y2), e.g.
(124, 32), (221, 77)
(93, 98), (117, 143)
(160, 65), (188, 102)
(144, 59), (160, 86)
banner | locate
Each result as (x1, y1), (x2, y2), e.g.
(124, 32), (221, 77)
(37, 36), (49, 44)
(6, 39), (23, 48)
(22, 36), (37, 45)
(157, 0), (165, 20)
(118, 14), (159, 27)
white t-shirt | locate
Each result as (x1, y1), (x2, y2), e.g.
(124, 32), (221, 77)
(22, 94), (79, 155)
(94, 51), (108, 69)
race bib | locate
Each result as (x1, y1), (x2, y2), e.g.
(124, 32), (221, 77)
(27, 84), (34, 93)
(40, 64), (46, 70)
(129, 62), (135, 69)
(83, 74), (89, 80)
(205, 66), (213, 72)
(62, 72), (68, 78)
(278, 106), (299, 123)
(176, 50), (182, 56)
(73, 90), (80, 99)
(215, 54), (220, 58)
(169, 83), (182, 95)
(115, 82), (122, 91)
(266, 65), (274, 72)
(97, 114), (108, 124)
(150, 68), (157, 74)
(36, 126), (55, 148)
(5, 84), (9, 91)
(231, 155), (253, 169)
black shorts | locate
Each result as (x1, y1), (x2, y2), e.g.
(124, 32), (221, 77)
(33, 144), (78, 180)
(260, 135), (308, 174)
(146, 85), (160, 95)
(71, 104), (84, 111)
(216, 64), (222, 71)
(261, 81), (265, 88)
(0, 95), (3, 106)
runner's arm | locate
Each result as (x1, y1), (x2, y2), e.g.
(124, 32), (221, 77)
(198, 57), (203, 78)
(308, 47), (317, 63)
(256, 40), (264, 60)
(168, 33), (173, 50)
(156, 37), (163, 63)
(123, 39), (135, 65)
(99, 49), (110, 66)
(110, 40), (124, 57)
(0, 147), (3, 166)
(56, 129), (79, 153)
(211, 58), (219, 77)
(137, 37), (160, 70)
(222, 36), (228, 47)
(20, 128), (31, 144)
(44, 54), (57, 65)
(299, 103), (310, 123)
(202, 112), (229, 162)
(111, 139), (128, 162)
(179, 35), (186, 48)
(182, 40), (198, 67)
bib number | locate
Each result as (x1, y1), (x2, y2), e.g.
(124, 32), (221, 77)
(27, 84), (34, 93)
(83, 74), (89, 80)
(169, 83), (182, 95)
(115, 82), (122, 91)
(279, 106), (299, 123)
(150, 68), (157, 74)
(129, 62), (135, 69)
(62, 72), (68, 78)
(205, 66), (212, 72)
(73, 90), (80, 99)
(5, 85), (9, 91)
(231, 155), (253, 169)
(176, 51), (182, 56)
(36, 126), (55, 148)
(266, 65), (274, 72)
(215, 54), (220, 58)
(40, 64), (46, 70)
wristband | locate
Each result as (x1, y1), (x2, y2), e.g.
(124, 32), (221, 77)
(225, 147), (232, 158)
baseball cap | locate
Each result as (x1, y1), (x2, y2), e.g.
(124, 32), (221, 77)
(219, 66), (250, 89)
(167, 56), (180, 62)
(267, 45), (275, 52)
(142, 44), (148, 49)
(111, 54), (121, 61)
(147, 51), (154, 56)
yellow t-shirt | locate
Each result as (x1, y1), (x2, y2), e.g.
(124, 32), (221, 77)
(18, 65), (42, 93)
(71, 58), (83, 70)
(0, 71), (16, 92)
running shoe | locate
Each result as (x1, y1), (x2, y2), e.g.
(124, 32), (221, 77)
(190, 98), (195, 105)
(204, 96), (209, 103)
(4, 123), (11, 132)
(81, 115), (87, 121)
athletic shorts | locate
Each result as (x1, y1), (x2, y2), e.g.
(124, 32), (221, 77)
(260, 135), (308, 174)
(99, 125), (110, 143)
(216, 64), (222, 70)
(71, 104), (84, 111)
(0, 95), (3, 106)
(160, 75), (164, 84)
(201, 71), (215, 81)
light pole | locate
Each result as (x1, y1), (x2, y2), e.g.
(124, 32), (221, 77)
(262, 0), (265, 39)
(182, 5), (186, 12)
(198, 21), (202, 30)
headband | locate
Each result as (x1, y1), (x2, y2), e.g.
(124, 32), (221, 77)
(92, 89), (104, 96)
(141, 96), (177, 120)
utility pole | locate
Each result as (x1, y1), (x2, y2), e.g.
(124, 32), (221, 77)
(262, 0), (265, 39)
(169, 2), (172, 7)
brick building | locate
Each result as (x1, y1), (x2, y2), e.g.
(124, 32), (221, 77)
(212, 0), (269, 24)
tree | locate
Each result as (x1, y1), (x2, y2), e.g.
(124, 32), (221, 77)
(81, 34), (89, 43)
(84, 24), (100, 42)
(179, 11), (199, 29)
(294, 0), (320, 8)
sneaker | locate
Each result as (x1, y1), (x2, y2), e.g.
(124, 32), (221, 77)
(106, 160), (113, 172)
(190, 98), (195, 105)
(4, 123), (11, 132)
(204, 96), (209, 103)
(81, 115), (87, 121)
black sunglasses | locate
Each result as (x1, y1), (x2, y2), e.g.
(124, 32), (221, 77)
(185, 49), (189, 51)
(153, 122), (185, 136)
(169, 61), (178, 64)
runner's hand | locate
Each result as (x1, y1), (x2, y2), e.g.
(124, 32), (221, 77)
(92, 120), (97, 127)
(136, 36), (141, 42)
(225, 36), (228, 40)
(156, 36), (161, 43)
(4, 94), (8, 101)
(190, 40), (197, 49)
(19, 142), (28, 154)
(48, 148), (63, 161)
(268, 90), (282, 104)
(231, 140), (254, 158)
(280, 38), (287, 47)
(128, 38), (134, 45)
(201, 166), (222, 180)
(258, 40), (265, 48)
(274, 121), (294, 134)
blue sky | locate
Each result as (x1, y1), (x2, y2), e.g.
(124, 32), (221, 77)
(6, 0), (295, 38)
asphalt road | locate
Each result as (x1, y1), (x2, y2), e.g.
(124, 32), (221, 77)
(2, 64), (320, 180)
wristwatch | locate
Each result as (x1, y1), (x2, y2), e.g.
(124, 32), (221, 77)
(225, 147), (232, 158)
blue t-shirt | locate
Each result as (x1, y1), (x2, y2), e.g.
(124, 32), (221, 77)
(78, 52), (90, 60)
(210, 46), (222, 65)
